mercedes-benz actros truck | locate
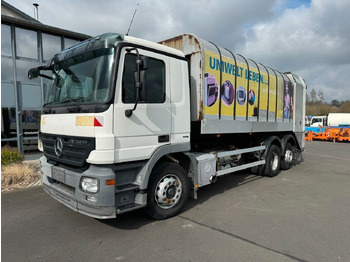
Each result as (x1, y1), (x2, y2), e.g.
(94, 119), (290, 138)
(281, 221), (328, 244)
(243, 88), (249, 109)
(28, 33), (306, 219)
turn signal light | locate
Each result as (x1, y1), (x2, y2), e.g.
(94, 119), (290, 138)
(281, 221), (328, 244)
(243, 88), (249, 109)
(106, 179), (115, 186)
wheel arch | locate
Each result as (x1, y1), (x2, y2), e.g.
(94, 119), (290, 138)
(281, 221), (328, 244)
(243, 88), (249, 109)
(261, 135), (282, 159)
(137, 144), (192, 190)
(281, 134), (297, 154)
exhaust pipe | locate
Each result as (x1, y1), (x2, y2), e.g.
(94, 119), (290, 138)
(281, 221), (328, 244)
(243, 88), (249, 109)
(33, 3), (39, 21)
(209, 175), (217, 184)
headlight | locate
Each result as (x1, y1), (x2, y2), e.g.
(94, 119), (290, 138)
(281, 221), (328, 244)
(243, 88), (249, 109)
(81, 177), (99, 193)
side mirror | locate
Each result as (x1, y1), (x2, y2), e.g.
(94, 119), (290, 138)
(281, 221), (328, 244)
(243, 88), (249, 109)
(28, 65), (53, 81)
(140, 56), (148, 70)
(134, 67), (147, 102)
(28, 67), (39, 79)
(139, 70), (147, 101)
(125, 49), (148, 117)
(139, 56), (148, 102)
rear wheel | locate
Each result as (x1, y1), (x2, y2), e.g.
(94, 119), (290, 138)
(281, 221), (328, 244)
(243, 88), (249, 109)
(264, 144), (281, 177)
(281, 142), (294, 170)
(146, 162), (190, 220)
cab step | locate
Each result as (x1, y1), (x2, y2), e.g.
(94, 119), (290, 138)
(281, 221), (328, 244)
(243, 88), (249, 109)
(117, 203), (143, 214)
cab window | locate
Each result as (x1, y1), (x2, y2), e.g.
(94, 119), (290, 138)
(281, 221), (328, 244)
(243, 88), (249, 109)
(122, 53), (165, 103)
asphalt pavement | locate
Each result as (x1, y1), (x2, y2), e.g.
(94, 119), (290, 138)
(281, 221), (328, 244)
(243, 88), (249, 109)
(2, 141), (350, 262)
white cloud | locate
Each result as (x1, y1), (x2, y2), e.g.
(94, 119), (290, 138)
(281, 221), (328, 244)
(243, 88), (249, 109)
(239, 0), (350, 101)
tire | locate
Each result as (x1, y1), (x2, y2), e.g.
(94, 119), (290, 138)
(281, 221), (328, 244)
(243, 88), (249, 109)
(146, 162), (190, 220)
(264, 144), (281, 177)
(281, 142), (294, 170)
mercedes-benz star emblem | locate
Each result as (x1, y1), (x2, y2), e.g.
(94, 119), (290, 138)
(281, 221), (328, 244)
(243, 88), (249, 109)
(54, 138), (63, 157)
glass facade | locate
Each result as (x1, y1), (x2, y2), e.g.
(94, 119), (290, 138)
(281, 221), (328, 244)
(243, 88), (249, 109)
(15, 27), (38, 59)
(42, 33), (61, 61)
(1, 20), (88, 153)
(1, 24), (12, 56)
(16, 60), (40, 83)
(1, 58), (13, 81)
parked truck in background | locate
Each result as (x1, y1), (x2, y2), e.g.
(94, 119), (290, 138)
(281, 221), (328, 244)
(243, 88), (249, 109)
(310, 113), (350, 127)
(28, 33), (306, 219)
(327, 113), (350, 127)
(310, 116), (327, 127)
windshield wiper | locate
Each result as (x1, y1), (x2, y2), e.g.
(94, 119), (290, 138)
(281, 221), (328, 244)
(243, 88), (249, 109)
(42, 106), (56, 114)
(43, 101), (57, 107)
(42, 98), (89, 113)
(63, 97), (89, 113)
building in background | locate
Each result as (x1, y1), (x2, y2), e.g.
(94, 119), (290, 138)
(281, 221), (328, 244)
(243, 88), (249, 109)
(1, 1), (90, 153)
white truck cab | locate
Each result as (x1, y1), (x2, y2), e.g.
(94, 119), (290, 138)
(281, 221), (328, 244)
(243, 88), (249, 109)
(310, 116), (327, 127)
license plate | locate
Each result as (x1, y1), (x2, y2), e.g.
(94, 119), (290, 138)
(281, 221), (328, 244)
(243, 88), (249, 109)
(51, 166), (65, 183)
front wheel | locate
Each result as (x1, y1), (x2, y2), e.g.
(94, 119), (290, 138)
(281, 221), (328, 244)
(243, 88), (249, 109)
(264, 144), (281, 177)
(146, 162), (190, 220)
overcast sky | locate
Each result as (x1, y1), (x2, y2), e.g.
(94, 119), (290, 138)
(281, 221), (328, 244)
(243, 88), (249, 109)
(6, 0), (350, 102)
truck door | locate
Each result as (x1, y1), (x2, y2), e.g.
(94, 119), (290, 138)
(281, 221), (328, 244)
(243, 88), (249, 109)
(114, 47), (172, 163)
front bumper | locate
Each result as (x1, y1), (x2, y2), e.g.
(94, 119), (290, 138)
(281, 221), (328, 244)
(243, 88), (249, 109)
(40, 156), (116, 219)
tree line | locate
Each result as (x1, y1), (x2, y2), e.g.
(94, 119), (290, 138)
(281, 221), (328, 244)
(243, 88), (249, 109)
(306, 88), (350, 115)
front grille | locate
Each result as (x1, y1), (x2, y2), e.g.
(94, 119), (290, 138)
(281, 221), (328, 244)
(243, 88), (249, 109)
(41, 133), (95, 168)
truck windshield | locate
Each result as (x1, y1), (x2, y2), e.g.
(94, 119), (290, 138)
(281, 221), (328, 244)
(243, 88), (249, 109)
(44, 47), (114, 107)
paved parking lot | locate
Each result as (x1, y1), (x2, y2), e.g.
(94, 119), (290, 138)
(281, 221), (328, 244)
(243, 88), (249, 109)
(2, 141), (350, 262)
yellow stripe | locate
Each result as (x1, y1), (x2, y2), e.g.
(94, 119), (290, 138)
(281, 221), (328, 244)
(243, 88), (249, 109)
(76, 116), (94, 126)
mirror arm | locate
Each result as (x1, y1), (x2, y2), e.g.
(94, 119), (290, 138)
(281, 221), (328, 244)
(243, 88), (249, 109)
(38, 73), (53, 80)
(125, 48), (143, 118)
(125, 81), (142, 117)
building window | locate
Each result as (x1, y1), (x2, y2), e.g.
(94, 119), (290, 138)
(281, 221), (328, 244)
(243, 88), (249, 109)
(16, 60), (39, 83)
(1, 107), (17, 139)
(42, 33), (62, 61)
(1, 24), (12, 57)
(1, 58), (13, 82)
(15, 27), (38, 59)
(21, 110), (41, 136)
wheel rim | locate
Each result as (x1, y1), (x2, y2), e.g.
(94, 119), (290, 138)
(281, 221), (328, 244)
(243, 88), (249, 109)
(271, 153), (279, 171)
(285, 149), (293, 164)
(155, 175), (182, 209)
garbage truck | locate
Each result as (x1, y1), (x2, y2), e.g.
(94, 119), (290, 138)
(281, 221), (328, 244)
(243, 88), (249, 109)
(28, 33), (306, 219)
